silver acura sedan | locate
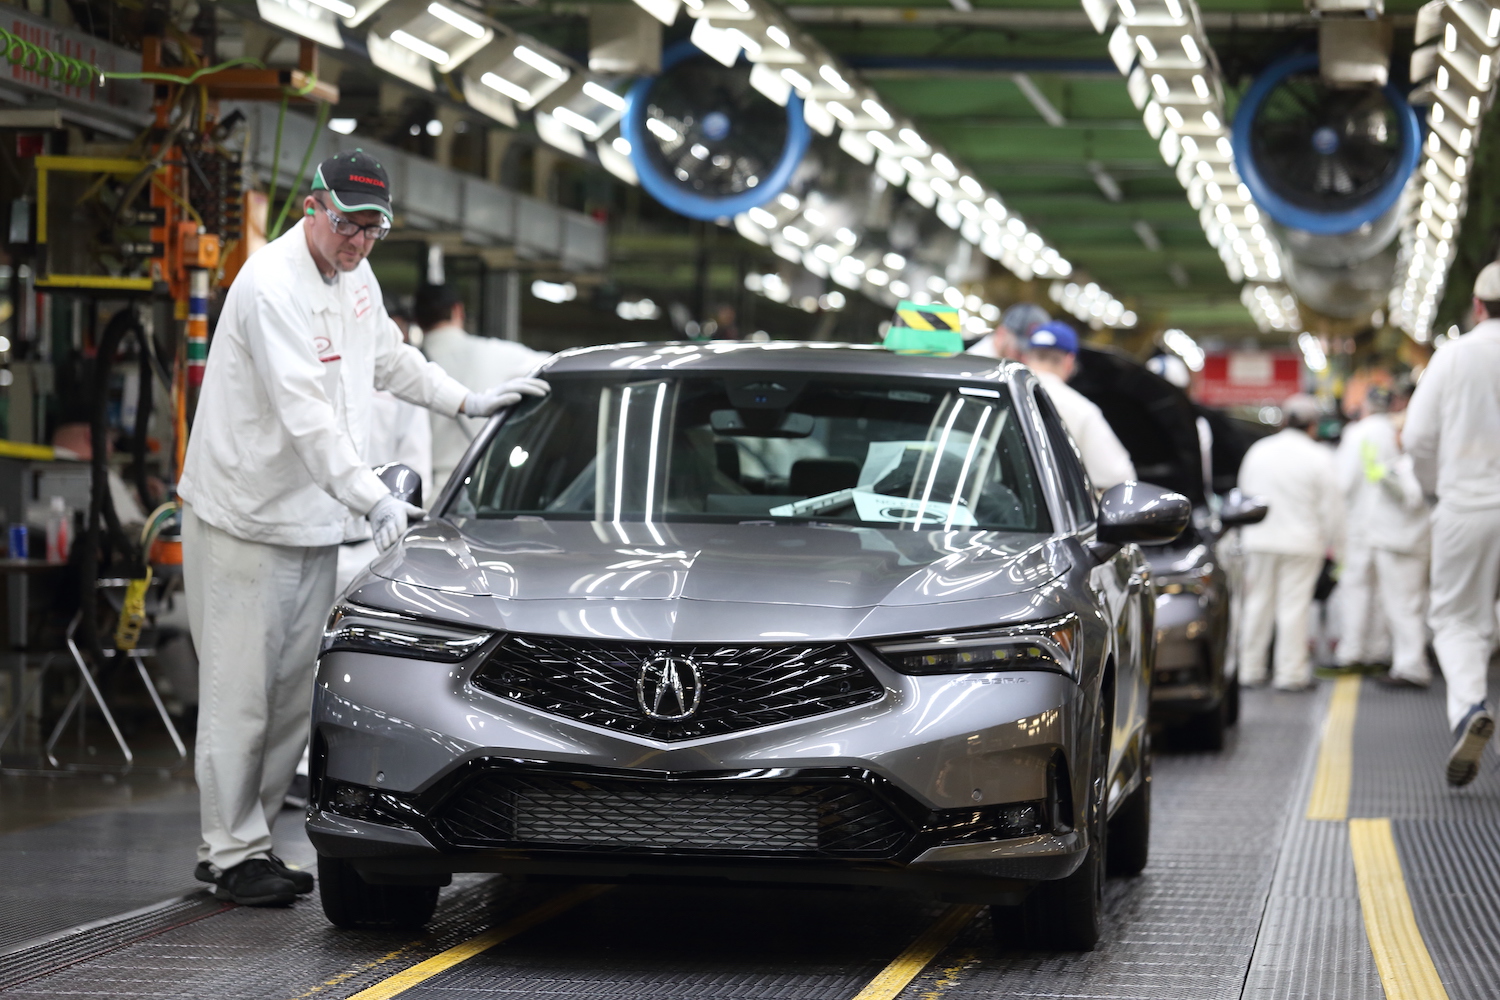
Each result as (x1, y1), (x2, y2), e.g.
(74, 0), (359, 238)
(307, 342), (1189, 950)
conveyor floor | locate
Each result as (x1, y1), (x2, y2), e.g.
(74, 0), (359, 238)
(1, 674), (1497, 999)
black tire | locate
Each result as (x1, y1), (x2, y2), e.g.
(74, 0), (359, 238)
(318, 854), (439, 930)
(1225, 677), (1241, 726)
(1106, 763), (1150, 877)
(996, 706), (1108, 951)
(1177, 694), (1227, 751)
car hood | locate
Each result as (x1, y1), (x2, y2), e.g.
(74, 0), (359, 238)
(369, 517), (1062, 611)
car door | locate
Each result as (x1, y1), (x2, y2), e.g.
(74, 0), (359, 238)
(1031, 385), (1146, 806)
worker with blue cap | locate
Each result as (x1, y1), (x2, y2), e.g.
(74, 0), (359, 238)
(1021, 320), (1135, 490)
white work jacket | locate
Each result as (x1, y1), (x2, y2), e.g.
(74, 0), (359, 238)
(1335, 413), (1429, 555)
(422, 322), (549, 492)
(1404, 319), (1500, 512)
(1238, 427), (1343, 557)
(179, 220), (469, 547)
(1035, 370), (1136, 491)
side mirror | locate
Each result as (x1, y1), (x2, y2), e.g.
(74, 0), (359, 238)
(374, 462), (423, 509)
(1096, 482), (1192, 548)
(1218, 488), (1268, 528)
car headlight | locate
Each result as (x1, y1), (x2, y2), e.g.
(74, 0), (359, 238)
(871, 616), (1079, 677)
(320, 604), (492, 662)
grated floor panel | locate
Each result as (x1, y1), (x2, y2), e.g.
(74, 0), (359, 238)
(7, 672), (1500, 999)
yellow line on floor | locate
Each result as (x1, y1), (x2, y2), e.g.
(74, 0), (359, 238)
(1306, 674), (1361, 821)
(345, 884), (610, 1000)
(849, 903), (981, 1000)
(1350, 818), (1451, 1000)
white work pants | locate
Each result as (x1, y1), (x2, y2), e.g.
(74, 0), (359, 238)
(1239, 552), (1324, 688)
(1428, 504), (1500, 730)
(183, 505), (338, 870)
(1338, 542), (1427, 674)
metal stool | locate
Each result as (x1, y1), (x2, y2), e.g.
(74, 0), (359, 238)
(43, 577), (187, 769)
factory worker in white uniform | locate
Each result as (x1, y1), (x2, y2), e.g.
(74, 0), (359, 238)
(1404, 260), (1500, 787)
(1334, 385), (1431, 686)
(417, 283), (549, 494)
(1236, 394), (1343, 691)
(966, 301), (1050, 361)
(1021, 320), (1136, 490)
(178, 150), (548, 906)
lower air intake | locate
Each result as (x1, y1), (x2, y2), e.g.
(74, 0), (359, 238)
(432, 773), (912, 857)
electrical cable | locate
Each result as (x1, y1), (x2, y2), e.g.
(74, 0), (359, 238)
(267, 95), (288, 222)
(268, 98), (329, 239)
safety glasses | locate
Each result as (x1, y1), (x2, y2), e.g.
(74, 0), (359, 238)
(323, 205), (391, 241)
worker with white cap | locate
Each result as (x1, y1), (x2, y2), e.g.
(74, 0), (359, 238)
(1235, 394), (1343, 691)
(1334, 385), (1431, 686)
(1020, 320), (1136, 490)
(1403, 260), (1500, 786)
(178, 149), (549, 906)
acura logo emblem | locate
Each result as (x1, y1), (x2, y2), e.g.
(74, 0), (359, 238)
(637, 653), (703, 721)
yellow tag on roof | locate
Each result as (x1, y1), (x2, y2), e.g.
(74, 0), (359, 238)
(894, 300), (961, 332)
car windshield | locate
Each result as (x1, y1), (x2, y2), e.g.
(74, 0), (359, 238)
(452, 371), (1050, 532)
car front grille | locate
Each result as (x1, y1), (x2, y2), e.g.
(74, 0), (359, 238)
(430, 773), (912, 857)
(470, 635), (885, 741)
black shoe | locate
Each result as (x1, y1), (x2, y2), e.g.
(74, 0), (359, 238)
(268, 853), (315, 894)
(1377, 673), (1430, 690)
(1447, 704), (1495, 788)
(213, 858), (299, 906)
(194, 861), (216, 884)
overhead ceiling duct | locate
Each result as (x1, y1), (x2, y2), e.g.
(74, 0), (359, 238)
(1232, 51), (1421, 316)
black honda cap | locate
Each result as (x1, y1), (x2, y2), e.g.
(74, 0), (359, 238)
(312, 148), (392, 221)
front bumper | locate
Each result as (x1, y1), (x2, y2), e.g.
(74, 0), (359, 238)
(308, 645), (1091, 894)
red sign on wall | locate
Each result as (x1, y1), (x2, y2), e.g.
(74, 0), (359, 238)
(1193, 352), (1302, 406)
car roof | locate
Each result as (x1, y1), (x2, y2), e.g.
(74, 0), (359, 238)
(539, 340), (1024, 384)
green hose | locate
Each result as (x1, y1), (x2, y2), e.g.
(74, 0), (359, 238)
(268, 99), (330, 240)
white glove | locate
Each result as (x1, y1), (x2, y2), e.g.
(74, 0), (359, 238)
(368, 495), (424, 552)
(462, 377), (550, 418)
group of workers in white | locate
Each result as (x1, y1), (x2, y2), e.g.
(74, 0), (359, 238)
(178, 147), (1500, 908)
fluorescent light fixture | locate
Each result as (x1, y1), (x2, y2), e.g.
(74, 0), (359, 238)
(985, 197), (1006, 218)
(930, 177), (954, 199)
(803, 207), (827, 226)
(646, 117), (679, 142)
(329, 117), (358, 134)
(1181, 35), (1201, 62)
(427, 3), (485, 39)
(1136, 35), (1158, 61)
(930, 152), (957, 178)
(612, 136), (631, 155)
(781, 67), (812, 93)
(531, 279), (577, 303)
(827, 101), (855, 126)
(583, 80), (627, 111)
(748, 206), (777, 228)
(767, 25), (791, 48)
(390, 30), (449, 64)
(884, 252), (906, 269)
(514, 45), (569, 81)
(311, 0), (356, 16)
(899, 128), (929, 153)
(819, 64), (851, 92)
(867, 131), (895, 153)
(482, 72), (531, 103)
(959, 175), (983, 199)
(835, 227), (858, 244)
(782, 225), (810, 246)
(862, 100), (893, 127)
(552, 106), (602, 137)
(866, 269), (889, 286)
(777, 192), (800, 210)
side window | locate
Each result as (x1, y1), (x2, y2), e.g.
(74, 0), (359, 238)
(1034, 387), (1096, 525)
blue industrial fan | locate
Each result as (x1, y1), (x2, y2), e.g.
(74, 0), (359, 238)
(1232, 52), (1421, 236)
(623, 40), (811, 220)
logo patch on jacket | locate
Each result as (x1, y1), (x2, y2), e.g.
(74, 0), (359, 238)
(314, 335), (340, 363)
(353, 284), (372, 318)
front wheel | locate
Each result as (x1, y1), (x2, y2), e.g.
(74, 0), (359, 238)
(318, 855), (439, 930)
